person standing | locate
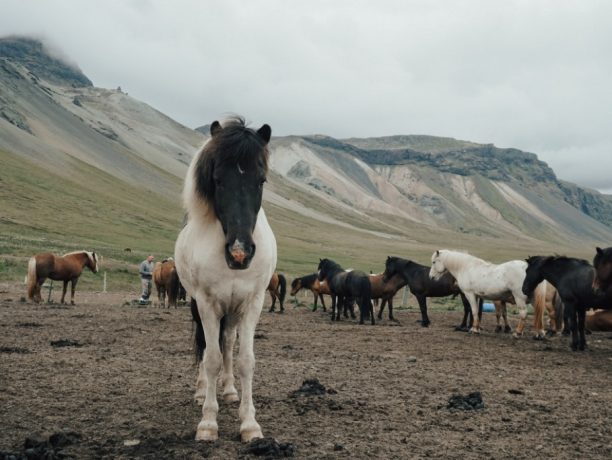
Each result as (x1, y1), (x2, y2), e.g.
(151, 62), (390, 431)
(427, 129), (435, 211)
(139, 255), (155, 303)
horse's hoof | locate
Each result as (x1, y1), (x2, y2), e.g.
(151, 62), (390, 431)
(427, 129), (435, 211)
(240, 426), (263, 443)
(533, 334), (544, 341)
(391, 318), (400, 323)
(504, 326), (512, 334)
(512, 332), (523, 339)
(495, 326), (502, 333)
(223, 392), (240, 403)
(545, 330), (556, 337)
(420, 321), (430, 328)
(468, 328), (480, 335)
(195, 423), (218, 442)
(454, 325), (468, 332)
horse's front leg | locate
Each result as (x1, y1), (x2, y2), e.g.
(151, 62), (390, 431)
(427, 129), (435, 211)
(568, 304), (579, 351)
(70, 278), (78, 305)
(221, 325), (239, 402)
(61, 280), (68, 304)
(268, 293), (276, 313)
(465, 292), (481, 333)
(237, 298), (264, 442)
(577, 307), (587, 351)
(502, 303), (511, 333)
(416, 295), (430, 327)
(195, 307), (223, 441)
(494, 302), (503, 333)
(512, 297), (528, 338)
(319, 294), (326, 312)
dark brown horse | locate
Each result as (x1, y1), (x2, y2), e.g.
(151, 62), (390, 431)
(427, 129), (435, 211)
(593, 246), (612, 292)
(290, 274), (331, 311)
(27, 251), (99, 304)
(267, 272), (287, 312)
(153, 258), (182, 308)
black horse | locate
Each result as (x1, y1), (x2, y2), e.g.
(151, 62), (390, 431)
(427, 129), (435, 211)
(522, 255), (612, 351)
(383, 256), (484, 331)
(317, 258), (374, 325)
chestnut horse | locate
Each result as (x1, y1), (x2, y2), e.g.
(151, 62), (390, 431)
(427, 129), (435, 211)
(174, 117), (275, 442)
(267, 272), (287, 313)
(369, 272), (407, 322)
(290, 274), (331, 311)
(153, 258), (183, 308)
(27, 251), (99, 304)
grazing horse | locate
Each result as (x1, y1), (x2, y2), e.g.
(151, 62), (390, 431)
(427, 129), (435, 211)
(27, 251), (99, 304)
(593, 246), (612, 292)
(430, 250), (529, 336)
(382, 256), (485, 330)
(586, 309), (612, 332)
(153, 258), (182, 308)
(522, 255), (612, 351)
(290, 274), (330, 311)
(317, 258), (374, 325)
(174, 117), (276, 442)
(267, 272), (287, 313)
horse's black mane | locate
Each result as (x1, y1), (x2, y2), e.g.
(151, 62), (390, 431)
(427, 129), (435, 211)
(195, 116), (269, 202)
(528, 255), (591, 267)
(320, 258), (344, 275)
(295, 273), (318, 287)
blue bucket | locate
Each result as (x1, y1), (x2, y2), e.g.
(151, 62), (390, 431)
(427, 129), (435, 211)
(482, 302), (495, 313)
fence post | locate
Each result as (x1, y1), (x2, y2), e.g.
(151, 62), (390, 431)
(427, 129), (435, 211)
(103, 271), (107, 293)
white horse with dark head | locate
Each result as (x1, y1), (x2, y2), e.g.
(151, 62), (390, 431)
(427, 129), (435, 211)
(429, 249), (529, 335)
(175, 117), (276, 442)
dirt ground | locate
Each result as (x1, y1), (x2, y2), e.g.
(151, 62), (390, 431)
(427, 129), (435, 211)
(1, 283), (612, 459)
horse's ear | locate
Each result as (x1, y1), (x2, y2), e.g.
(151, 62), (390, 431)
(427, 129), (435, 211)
(257, 124), (272, 145)
(210, 121), (222, 137)
(596, 247), (603, 255)
(435, 250), (440, 256)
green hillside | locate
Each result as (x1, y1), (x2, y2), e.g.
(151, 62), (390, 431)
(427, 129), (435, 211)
(0, 149), (183, 290)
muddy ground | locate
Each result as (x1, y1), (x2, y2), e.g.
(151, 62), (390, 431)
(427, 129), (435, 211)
(1, 284), (611, 459)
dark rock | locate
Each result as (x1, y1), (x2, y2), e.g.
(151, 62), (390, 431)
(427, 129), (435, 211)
(241, 437), (295, 457)
(447, 392), (484, 411)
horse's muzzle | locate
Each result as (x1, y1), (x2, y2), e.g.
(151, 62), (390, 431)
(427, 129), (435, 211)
(225, 240), (255, 270)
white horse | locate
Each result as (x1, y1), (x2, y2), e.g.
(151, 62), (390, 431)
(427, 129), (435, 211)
(429, 249), (529, 335)
(175, 117), (276, 442)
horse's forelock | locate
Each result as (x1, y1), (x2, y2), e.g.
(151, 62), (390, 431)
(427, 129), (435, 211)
(194, 118), (269, 205)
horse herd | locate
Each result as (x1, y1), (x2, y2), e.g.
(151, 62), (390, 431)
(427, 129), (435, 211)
(22, 117), (612, 444)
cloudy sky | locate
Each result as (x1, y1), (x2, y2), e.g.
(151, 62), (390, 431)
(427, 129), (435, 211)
(2, 0), (611, 193)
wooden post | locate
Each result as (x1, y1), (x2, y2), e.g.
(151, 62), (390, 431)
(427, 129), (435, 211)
(103, 271), (107, 293)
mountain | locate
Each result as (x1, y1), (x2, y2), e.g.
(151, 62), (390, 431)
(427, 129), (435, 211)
(1, 37), (610, 288)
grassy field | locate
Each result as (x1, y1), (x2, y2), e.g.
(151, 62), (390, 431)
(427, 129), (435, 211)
(1, 147), (599, 296)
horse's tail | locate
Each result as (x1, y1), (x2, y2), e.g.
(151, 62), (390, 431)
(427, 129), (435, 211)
(532, 282), (547, 331)
(278, 274), (287, 305)
(26, 256), (37, 301)
(167, 268), (180, 308)
(191, 298), (225, 364)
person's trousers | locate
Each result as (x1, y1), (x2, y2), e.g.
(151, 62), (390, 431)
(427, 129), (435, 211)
(141, 278), (152, 300)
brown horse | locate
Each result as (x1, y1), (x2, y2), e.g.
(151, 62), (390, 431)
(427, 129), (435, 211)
(27, 251), (99, 304)
(369, 272), (407, 321)
(586, 309), (612, 331)
(153, 258), (182, 308)
(267, 272), (287, 312)
(290, 274), (331, 311)
(593, 246), (612, 291)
